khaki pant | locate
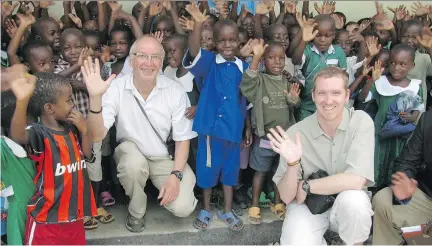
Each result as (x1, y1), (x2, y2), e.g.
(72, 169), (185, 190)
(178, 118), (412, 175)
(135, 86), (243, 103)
(280, 190), (373, 245)
(87, 141), (102, 182)
(372, 187), (432, 245)
(114, 141), (197, 218)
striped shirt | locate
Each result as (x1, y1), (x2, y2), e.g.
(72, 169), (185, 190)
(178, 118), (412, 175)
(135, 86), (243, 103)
(26, 122), (97, 223)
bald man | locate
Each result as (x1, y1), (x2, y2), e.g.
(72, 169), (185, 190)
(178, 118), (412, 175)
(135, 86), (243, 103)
(84, 36), (198, 233)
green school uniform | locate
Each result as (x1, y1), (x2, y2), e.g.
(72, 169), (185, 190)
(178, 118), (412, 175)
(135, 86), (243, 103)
(370, 76), (423, 187)
(299, 44), (347, 120)
(0, 137), (36, 245)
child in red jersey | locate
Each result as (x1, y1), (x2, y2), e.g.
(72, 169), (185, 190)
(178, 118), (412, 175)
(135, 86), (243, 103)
(9, 72), (97, 245)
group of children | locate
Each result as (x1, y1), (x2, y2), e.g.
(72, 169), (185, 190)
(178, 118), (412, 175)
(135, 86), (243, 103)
(1, 0), (432, 244)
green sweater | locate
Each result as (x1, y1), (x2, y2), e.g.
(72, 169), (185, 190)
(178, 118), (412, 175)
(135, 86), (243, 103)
(240, 69), (299, 137)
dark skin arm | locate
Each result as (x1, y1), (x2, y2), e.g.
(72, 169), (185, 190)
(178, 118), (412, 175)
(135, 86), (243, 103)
(302, 1), (310, 18)
(97, 1), (107, 32)
(254, 14), (263, 39)
(62, 1), (74, 28)
(230, 1), (238, 21)
(7, 14), (35, 66)
(166, 2), (185, 35)
(186, 3), (207, 58)
(286, 24), (302, 57)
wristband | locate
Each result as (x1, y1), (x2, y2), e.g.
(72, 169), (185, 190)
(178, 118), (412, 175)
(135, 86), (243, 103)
(287, 159), (301, 166)
(89, 108), (102, 114)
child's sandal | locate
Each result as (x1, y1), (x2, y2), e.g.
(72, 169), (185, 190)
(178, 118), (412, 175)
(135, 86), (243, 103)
(270, 203), (286, 220)
(84, 217), (99, 230)
(193, 209), (213, 231)
(248, 206), (262, 224)
(96, 207), (115, 224)
(217, 210), (244, 232)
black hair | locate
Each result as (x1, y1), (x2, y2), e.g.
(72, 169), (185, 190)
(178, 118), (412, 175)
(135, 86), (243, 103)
(164, 34), (187, 50)
(153, 15), (174, 32)
(334, 12), (346, 26)
(213, 19), (238, 41)
(263, 24), (287, 41)
(29, 73), (71, 117)
(22, 40), (52, 63)
(1, 90), (18, 129)
(361, 30), (381, 44)
(109, 25), (134, 45)
(83, 29), (101, 42)
(59, 28), (85, 46)
(334, 29), (349, 40)
(30, 17), (58, 39)
(344, 21), (357, 29)
(314, 14), (336, 30)
(401, 19), (423, 33)
(391, 43), (416, 62)
(265, 40), (285, 51)
(207, 14), (218, 26)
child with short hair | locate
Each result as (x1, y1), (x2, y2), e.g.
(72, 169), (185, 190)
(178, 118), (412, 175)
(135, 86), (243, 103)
(358, 44), (424, 187)
(240, 40), (300, 224)
(184, 3), (250, 232)
(289, 13), (347, 120)
(400, 19), (432, 105)
(9, 72), (97, 245)
(30, 17), (61, 58)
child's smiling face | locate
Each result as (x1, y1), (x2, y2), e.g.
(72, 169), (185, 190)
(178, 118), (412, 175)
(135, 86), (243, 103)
(389, 50), (414, 81)
(201, 28), (215, 51)
(39, 19), (61, 52)
(264, 44), (286, 76)
(164, 39), (185, 69)
(215, 25), (239, 61)
(27, 46), (55, 73)
(401, 25), (422, 50)
(60, 33), (84, 65)
(335, 31), (352, 56)
(269, 25), (289, 51)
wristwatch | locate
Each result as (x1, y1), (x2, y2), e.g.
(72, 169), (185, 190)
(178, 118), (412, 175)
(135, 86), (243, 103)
(302, 180), (311, 194)
(171, 171), (183, 181)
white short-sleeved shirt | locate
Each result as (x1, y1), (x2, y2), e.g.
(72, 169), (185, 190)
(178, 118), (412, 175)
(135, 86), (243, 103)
(101, 72), (197, 157)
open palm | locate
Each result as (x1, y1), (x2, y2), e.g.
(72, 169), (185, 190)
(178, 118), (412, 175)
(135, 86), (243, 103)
(11, 74), (37, 101)
(81, 57), (116, 97)
(267, 126), (302, 163)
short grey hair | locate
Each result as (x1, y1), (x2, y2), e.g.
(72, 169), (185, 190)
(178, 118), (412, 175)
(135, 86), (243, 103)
(129, 35), (165, 56)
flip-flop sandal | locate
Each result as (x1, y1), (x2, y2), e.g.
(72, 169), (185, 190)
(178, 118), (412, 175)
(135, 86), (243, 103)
(270, 203), (286, 220)
(101, 191), (116, 207)
(96, 207), (115, 224)
(193, 209), (213, 231)
(248, 206), (262, 225)
(217, 210), (244, 232)
(84, 217), (99, 230)
(247, 188), (271, 208)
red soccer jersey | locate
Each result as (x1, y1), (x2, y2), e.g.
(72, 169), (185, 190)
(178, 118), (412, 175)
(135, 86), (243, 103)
(26, 122), (97, 223)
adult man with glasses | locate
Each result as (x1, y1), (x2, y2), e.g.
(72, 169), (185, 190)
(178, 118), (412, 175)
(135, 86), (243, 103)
(81, 35), (198, 232)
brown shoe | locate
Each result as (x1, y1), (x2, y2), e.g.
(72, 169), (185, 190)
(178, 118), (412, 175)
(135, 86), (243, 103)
(84, 217), (99, 230)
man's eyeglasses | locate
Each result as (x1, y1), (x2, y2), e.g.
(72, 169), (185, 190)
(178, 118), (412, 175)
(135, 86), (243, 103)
(131, 52), (164, 62)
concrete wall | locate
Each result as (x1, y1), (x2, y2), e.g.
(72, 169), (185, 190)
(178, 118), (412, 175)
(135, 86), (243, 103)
(47, 1), (418, 22)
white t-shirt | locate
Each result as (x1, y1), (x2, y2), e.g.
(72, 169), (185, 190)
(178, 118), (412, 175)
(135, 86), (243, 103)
(163, 66), (195, 92)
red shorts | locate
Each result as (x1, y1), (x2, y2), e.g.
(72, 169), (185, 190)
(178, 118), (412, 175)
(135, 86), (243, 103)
(24, 215), (86, 245)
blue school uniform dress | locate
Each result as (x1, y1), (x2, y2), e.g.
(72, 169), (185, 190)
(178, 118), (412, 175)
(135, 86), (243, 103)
(183, 48), (248, 188)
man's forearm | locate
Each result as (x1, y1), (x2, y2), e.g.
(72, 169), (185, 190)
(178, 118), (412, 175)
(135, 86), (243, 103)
(88, 96), (107, 142)
(308, 173), (367, 195)
(173, 140), (190, 172)
(277, 165), (300, 204)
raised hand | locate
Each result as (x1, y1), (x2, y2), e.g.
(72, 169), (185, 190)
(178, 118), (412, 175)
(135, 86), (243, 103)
(362, 58), (373, 77)
(256, 1), (275, 15)
(4, 18), (18, 38)
(11, 73), (37, 101)
(239, 39), (254, 57)
(68, 13), (83, 29)
(17, 13), (36, 28)
(149, 2), (163, 16)
(358, 19), (371, 32)
(391, 172), (418, 200)
(100, 45), (113, 63)
(139, 0), (150, 9)
(67, 110), (88, 134)
(185, 2), (208, 23)
(349, 31), (365, 44)
(286, 83), (301, 98)
(417, 27), (432, 49)
(302, 18), (318, 42)
(162, 0), (172, 11)
(77, 47), (93, 66)
(251, 38), (268, 58)
(285, 0), (298, 14)
(152, 31), (164, 43)
(374, 0), (385, 15)
(239, 3), (250, 20)
(366, 36), (381, 57)
(331, 13), (344, 29)
(1, 2), (19, 17)
(314, 1), (335, 15)
(411, 1), (430, 16)
(388, 5), (408, 21)
(371, 60), (384, 81)
(39, 0), (55, 9)
(215, 0), (229, 19)
(81, 57), (116, 98)
(179, 16), (194, 31)
(267, 126), (302, 164)
(375, 14), (394, 31)
(107, 1), (123, 16)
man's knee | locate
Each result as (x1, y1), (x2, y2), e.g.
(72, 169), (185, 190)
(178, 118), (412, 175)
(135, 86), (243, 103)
(115, 141), (149, 181)
(169, 198), (197, 217)
(336, 190), (373, 217)
(372, 187), (393, 215)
